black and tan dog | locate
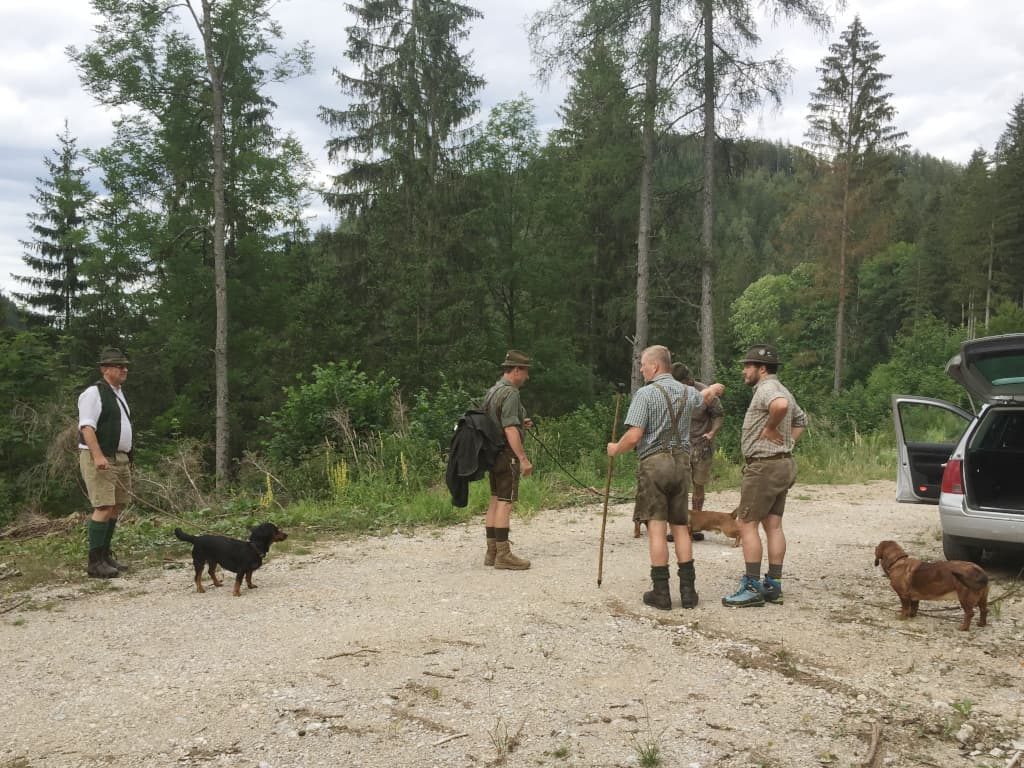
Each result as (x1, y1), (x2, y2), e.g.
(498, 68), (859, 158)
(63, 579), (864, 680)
(874, 540), (989, 631)
(174, 522), (288, 596)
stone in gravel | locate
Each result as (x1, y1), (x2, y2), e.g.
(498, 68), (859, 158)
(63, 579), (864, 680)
(955, 723), (975, 744)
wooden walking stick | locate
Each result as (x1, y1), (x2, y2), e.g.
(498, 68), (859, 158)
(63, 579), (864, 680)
(597, 391), (623, 587)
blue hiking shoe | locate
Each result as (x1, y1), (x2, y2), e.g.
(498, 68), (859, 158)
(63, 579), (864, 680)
(761, 575), (783, 605)
(721, 575), (766, 607)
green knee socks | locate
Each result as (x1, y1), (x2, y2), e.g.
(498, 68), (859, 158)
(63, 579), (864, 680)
(88, 520), (107, 550)
(87, 519), (117, 550)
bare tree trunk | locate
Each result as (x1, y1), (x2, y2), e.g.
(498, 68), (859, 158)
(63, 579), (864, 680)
(986, 220), (994, 330)
(195, 0), (230, 484)
(834, 161), (850, 395)
(632, 0), (661, 393)
(699, 0), (716, 382)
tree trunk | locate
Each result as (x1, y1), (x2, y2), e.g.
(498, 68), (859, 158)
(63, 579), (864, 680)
(986, 219), (994, 330)
(699, 0), (716, 382)
(834, 161), (850, 395)
(632, 0), (661, 393)
(197, 0), (231, 484)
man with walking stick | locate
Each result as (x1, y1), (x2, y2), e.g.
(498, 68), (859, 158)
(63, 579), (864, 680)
(606, 346), (725, 610)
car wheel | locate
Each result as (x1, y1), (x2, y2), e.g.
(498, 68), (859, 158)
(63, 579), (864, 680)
(942, 533), (983, 563)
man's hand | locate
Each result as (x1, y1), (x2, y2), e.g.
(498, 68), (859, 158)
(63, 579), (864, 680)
(520, 456), (534, 477)
(93, 453), (110, 471)
(523, 417), (535, 430)
(759, 426), (784, 445)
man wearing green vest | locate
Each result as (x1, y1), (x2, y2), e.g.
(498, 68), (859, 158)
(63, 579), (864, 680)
(78, 348), (134, 578)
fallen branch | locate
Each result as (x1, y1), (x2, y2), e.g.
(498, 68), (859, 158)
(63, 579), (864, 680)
(432, 732), (468, 747)
(423, 671), (455, 679)
(1, 599), (28, 614)
(863, 721), (883, 768)
(322, 648), (380, 660)
(1006, 750), (1021, 768)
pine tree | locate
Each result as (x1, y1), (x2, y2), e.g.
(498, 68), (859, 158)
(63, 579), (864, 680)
(13, 123), (96, 330)
(992, 97), (1024, 308)
(319, 0), (485, 383)
(550, 38), (640, 384)
(805, 16), (908, 392)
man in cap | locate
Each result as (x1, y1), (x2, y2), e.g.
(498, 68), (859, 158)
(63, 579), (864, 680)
(481, 350), (534, 570)
(722, 344), (807, 607)
(607, 345), (725, 610)
(78, 347), (134, 578)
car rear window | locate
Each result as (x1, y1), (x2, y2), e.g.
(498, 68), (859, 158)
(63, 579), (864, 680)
(975, 351), (1024, 388)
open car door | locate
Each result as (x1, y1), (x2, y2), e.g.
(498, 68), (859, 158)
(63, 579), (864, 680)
(892, 395), (972, 503)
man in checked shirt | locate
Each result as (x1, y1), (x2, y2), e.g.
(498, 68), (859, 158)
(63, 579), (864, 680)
(607, 345), (725, 610)
(722, 344), (808, 608)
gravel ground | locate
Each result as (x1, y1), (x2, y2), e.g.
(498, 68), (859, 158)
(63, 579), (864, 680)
(2, 480), (1023, 768)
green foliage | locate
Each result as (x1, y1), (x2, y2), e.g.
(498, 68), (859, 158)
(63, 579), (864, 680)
(407, 377), (473, 451)
(263, 361), (399, 462)
(0, 330), (80, 522)
(12, 123), (96, 330)
(987, 299), (1024, 335)
(863, 316), (967, 411)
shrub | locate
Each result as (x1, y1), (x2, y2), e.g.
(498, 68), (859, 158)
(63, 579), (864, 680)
(408, 376), (473, 450)
(263, 360), (399, 462)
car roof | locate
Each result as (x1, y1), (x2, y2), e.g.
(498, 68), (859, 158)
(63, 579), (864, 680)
(945, 333), (1024, 403)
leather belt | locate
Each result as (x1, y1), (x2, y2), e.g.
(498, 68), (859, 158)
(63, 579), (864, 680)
(640, 447), (690, 461)
(745, 452), (791, 465)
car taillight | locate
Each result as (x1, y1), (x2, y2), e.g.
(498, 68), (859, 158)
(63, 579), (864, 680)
(941, 459), (963, 495)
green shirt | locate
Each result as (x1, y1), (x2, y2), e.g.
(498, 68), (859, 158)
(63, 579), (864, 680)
(482, 378), (525, 438)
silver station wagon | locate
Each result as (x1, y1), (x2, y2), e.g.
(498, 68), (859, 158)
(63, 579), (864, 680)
(892, 333), (1024, 562)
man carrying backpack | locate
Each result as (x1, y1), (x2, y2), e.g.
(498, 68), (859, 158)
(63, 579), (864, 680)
(481, 350), (534, 570)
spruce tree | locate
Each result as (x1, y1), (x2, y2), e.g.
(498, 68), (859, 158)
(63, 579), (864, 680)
(319, 0), (485, 383)
(805, 16), (908, 392)
(13, 123), (96, 330)
(992, 97), (1024, 308)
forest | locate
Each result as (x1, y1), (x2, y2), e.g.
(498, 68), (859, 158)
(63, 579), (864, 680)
(1, 0), (1023, 528)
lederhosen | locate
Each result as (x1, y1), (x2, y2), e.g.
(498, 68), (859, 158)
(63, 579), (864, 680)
(633, 384), (692, 525)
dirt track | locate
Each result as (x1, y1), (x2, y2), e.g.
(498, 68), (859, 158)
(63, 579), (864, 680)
(2, 480), (1023, 768)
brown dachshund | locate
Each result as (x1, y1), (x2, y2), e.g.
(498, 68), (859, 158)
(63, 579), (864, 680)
(874, 540), (989, 631)
(689, 508), (741, 546)
(632, 510), (739, 546)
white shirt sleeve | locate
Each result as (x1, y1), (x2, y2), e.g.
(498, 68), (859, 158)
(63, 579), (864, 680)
(78, 386), (102, 450)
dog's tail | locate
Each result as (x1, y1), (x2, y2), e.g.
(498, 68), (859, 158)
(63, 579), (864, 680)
(173, 527), (197, 543)
(953, 569), (988, 591)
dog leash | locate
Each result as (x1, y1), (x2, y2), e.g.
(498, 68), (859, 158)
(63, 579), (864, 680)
(524, 427), (634, 504)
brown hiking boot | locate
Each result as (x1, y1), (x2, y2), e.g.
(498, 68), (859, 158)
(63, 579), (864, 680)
(87, 548), (118, 578)
(484, 538), (497, 567)
(493, 541), (530, 570)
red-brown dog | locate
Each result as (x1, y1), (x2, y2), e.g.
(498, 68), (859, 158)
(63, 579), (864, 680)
(632, 510), (740, 546)
(689, 508), (740, 546)
(874, 540), (989, 631)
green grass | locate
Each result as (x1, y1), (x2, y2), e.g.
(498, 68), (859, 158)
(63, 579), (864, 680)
(0, 429), (897, 595)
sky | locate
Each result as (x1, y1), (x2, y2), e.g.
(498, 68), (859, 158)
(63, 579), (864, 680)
(2, 0), (1023, 296)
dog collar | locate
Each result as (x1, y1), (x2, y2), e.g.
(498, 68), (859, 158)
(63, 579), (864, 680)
(883, 552), (909, 574)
